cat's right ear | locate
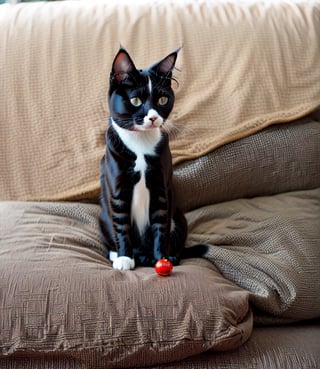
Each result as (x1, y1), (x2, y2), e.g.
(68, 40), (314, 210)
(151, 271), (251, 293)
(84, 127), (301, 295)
(111, 48), (137, 84)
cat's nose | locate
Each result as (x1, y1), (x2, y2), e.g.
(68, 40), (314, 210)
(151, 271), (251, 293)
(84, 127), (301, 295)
(145, 109), (162, 127)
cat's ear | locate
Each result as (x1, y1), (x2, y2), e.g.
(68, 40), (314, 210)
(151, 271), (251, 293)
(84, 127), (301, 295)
(151, 48), (180, 76)
(111, 48), (137, 83)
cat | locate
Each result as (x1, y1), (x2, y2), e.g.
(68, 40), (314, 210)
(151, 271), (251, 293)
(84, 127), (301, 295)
(99, 47), (206, 270)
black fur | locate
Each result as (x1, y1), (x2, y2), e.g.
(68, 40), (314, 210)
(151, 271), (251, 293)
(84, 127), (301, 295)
(99, 48), (188, 267)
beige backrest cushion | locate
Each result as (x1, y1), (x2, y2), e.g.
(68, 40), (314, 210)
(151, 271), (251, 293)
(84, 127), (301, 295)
(1, 1), (320, 201)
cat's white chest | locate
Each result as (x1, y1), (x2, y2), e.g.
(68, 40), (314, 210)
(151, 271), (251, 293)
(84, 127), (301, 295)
(131, 155), (150, 234)
(112, 120), (161, 235)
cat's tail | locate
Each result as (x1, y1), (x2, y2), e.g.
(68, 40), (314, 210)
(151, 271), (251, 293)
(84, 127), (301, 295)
(180, 244), (209, 260)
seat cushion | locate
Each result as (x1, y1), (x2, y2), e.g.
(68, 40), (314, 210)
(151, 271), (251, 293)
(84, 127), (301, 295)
(0, 202), (252, 368)
(187, 188), (320, 323)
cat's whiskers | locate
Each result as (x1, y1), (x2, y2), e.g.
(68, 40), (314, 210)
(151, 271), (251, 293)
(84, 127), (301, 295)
(162, 119), (196, 141)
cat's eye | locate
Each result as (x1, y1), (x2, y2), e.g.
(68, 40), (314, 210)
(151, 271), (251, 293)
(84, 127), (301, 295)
(130, 97), (142, 107)
(158, 96), (169, 106)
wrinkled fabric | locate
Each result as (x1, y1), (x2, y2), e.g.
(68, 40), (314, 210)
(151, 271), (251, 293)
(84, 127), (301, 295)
(187, 188), (320, 322)
(0, 201), (252, 367)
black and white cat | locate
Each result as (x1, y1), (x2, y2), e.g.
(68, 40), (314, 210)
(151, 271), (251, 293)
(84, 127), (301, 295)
(99, 48), (204, 270)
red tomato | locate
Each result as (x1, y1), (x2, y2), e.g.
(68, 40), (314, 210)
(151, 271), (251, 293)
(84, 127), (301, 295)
(155, 259), (173, 276)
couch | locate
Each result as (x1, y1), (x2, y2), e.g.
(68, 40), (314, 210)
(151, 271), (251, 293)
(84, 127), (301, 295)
(1, 1), (320, 368)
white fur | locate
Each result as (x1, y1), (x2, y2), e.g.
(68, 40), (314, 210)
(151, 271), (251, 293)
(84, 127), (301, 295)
(111, 118), (162, 235)
(112, 118), (161, 154)
(143, 109), (163, 129)
(109, 250), (118, 263)
(171, 219), (176, 232)
(142, 78), (164, 128)
(131, 171), (150, 234)
(113, 256), (135, 271)
(148, 76), (153, 94)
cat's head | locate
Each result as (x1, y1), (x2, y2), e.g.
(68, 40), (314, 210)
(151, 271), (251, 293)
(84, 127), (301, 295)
(108, 47), (179, 132)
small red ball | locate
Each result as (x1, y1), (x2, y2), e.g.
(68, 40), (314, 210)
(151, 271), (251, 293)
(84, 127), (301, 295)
(155, 259), (173, 276)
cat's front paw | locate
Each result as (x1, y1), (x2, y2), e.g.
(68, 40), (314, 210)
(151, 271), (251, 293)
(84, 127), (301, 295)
(113, 256), (135, 271)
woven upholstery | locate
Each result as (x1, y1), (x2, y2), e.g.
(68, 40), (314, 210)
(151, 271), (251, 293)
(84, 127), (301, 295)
(1, 1), (320, 367)
(187, 188), (320, 323)
(1, 325), (320, 369)
(0, 202), (252, 367)
(1, 188), (320, 366)
(174, 118), (320, 212)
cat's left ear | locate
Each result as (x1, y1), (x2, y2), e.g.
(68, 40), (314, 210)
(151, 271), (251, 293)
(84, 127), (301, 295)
(111, 47), (137, 84)
(151, 48), (181, 76)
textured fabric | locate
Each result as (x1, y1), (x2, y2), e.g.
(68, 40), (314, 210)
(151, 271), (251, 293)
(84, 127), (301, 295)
(1, 198), (319, 368)
(1, 323), (320, 369)
(1, 1), (320, 201)
(0, 202), (252, 367)
(0, 321), (320, 369)
(136, 324), (320, 369)
(174, 118), (320, 212)
(187, 188), (320, 322)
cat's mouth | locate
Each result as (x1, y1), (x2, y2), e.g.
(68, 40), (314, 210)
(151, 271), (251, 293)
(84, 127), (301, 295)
(132, 122), (163, 132)
(133, 114), (164, 131)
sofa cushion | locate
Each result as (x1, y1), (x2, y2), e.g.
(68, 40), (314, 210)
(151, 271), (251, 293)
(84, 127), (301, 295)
(1, 323), (320, 369)
(174, 118), (320, 212)
(1, 1), (320, 201)
(187, 188), (320, 323)
(0, 202), (252, 368)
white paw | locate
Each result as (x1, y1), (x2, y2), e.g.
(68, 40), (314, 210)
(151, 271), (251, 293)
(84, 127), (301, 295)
(113, 256), (135, 271)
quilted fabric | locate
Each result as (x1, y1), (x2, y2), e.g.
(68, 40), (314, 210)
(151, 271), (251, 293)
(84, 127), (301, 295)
(174, 117), (320, 212)
(187, 188), (320, 323)
(1, 0), (320, 201)
(1, 188), (319, 366)
(1, 324), (320, 368)
(0, 202), (252, 367)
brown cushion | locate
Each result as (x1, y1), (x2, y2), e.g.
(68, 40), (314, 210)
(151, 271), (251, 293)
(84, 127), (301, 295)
(1, 324), (320, 369)
(187, 187), (320, 323)
(1, 1), (320, 201)
(174, 118), (320, 212)
(0, 202), (252, 368)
